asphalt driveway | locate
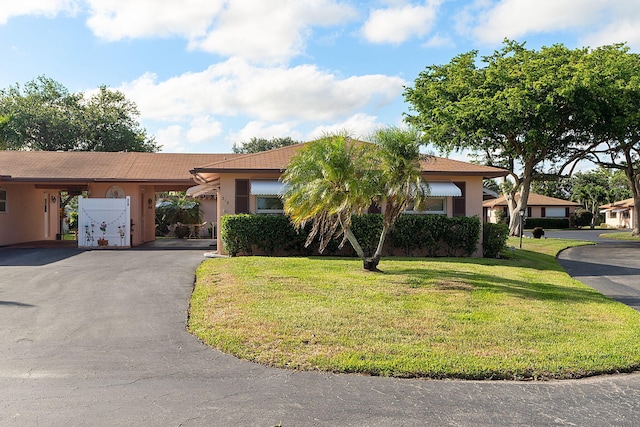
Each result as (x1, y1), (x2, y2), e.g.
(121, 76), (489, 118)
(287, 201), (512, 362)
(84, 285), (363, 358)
(547, 229), (640, 311)
(2, 247), (640, 426)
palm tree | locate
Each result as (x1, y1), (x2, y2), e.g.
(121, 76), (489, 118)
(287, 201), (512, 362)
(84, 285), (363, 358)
(282, 127), (426, 271)
(368, 126), (428, 269)
(282, 132), (378, 267)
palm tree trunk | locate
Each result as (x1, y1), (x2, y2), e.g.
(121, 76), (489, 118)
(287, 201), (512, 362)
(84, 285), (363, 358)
(343, 227), (365, 259)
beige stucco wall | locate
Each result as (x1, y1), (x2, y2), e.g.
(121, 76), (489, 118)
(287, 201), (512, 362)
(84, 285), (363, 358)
(604, 208), (635, 229)
(214, 174), (486, 257)
(0, 183), (61, 246)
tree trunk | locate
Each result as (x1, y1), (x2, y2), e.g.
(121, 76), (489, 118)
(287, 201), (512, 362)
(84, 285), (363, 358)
(343, 227), (366, 259)
(632, 193), (640, 236)
(363, 256), (381, 272)
(507, 158), (536, 236)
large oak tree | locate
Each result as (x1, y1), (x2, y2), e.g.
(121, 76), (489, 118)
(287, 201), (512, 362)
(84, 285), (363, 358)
(404, 40), (587, 235)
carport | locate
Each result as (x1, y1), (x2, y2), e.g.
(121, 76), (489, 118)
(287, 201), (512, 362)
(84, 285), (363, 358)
(0, 151), (230, 247)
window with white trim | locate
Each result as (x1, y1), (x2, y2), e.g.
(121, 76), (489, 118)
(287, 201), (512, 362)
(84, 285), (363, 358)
(544, 207), (566, 218)
(0, 189), (6, 213)
(256, 196), (284, 214)
(405, 197), (446, 214)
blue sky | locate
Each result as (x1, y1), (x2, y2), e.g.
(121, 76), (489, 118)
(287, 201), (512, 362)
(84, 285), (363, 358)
(1, 0), (639, 155)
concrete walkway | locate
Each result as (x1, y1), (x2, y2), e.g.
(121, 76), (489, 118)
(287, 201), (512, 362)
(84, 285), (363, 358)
(2, 247), (640, 426)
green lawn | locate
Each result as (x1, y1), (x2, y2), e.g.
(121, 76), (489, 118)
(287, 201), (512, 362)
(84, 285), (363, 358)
(189, 237), (640, 380)
(599, 231), (640, 241)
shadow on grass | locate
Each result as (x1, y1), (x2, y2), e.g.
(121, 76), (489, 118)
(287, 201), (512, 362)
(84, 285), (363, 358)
(380, 252), (615, 305)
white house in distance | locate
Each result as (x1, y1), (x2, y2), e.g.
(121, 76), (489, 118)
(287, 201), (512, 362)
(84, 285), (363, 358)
(483, 192), (582, 224)
(600, 198), (636, 229)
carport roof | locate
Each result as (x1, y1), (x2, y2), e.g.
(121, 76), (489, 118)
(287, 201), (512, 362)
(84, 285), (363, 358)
(0, 151), (236, 182)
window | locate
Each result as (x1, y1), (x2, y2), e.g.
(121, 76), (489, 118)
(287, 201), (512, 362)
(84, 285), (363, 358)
(256, 196), (284, 213)
(544, 207), (566, 218)
(0, 189), (6, 213)
(406, 197), (446, 214)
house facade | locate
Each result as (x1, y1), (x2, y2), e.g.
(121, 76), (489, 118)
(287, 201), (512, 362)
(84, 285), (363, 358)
(600, 198), (636, 229)
(1, 146), (509, 255)
(189, 143), (509, 256)
(483, 192), (582, 224)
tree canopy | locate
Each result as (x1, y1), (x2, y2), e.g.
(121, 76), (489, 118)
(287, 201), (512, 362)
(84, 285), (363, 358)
(0, 76), (158, 152)
(571, 45), (640, 235)
(232, 136), (299, 154)
(404, 40), (588, 235)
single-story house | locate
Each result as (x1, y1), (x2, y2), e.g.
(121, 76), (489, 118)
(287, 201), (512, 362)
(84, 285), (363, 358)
(600, 198), (636, 229)
(189, 143), (509, 255)
(0, 151), (232, 247)
(483, 192), (582, 224)
(0, 145), (509, 255)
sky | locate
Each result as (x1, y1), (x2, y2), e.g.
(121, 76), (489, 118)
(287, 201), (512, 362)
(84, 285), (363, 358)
(1, 0), (640, 156)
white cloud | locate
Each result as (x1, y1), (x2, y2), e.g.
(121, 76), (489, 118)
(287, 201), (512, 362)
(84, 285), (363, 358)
(465, 0), (640, 48)
(361, 1), (442, 44)
(85, 0), (222, 41)
(191, 0), (356, 64)
(119, 58), (406, 124)
(186, 116), (223, 144)
(308, 113), (381, 141)
(0, 0), (78, 24)
(84, 0), (356, 64)
(230, 121), (304, 145)
(156, 125), (186, 153)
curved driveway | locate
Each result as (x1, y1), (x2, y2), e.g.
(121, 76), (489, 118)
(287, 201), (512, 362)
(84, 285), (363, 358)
(2, 246), (640, 426)
(551, 230), (640, 311)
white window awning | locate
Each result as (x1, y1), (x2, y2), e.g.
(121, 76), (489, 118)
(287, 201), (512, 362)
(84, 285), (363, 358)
(186, 184), (218, 197)
(422, 182), (462, 197)
(612, 208), (629, 213)
(251, 180), (288, 196)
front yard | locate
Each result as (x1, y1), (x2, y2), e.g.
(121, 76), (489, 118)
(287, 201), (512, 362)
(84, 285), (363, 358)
(189, 238), (640, 380)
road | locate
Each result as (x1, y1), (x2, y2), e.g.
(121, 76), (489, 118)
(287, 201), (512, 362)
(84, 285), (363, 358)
(2, 246), (640, 426)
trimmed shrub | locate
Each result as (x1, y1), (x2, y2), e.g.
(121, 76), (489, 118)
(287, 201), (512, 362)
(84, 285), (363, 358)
(572, 208), (593, 228)
(532, 227), (545, 238)
(483, 223), (509, 258)
(219, 213), (482, 258)
(524, 217), (569, 229)
(220, 214), (258, 256)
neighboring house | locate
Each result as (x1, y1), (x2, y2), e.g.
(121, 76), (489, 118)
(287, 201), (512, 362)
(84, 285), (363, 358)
(189, 143), (509, 255)
(0, 151), (233, 247)
(600, 198), (636, 229)
(0, 146), (509, 254)
(483, 192), (582, 224)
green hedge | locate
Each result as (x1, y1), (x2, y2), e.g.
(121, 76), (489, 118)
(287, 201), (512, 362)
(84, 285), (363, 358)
(221, 214), (482, 257)
(524, 217), (570, 229)
(482, 223), (509, 258)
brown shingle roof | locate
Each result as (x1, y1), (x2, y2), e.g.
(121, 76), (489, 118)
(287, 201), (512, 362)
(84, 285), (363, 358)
(600, 198), (635, 209)
(483, 192), (581, 208)
(0, 151), (235, 182)
(192, 142), (509, 178)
